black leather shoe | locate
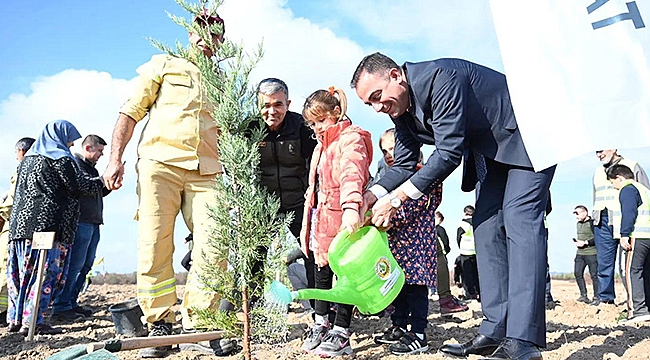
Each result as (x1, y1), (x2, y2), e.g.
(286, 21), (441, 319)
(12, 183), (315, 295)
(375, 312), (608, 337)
(481, 338), (542, 360)
(440, 334), (501, 356)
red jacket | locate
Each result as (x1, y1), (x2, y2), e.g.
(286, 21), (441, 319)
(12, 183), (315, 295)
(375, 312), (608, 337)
(300, 120), (373, 266)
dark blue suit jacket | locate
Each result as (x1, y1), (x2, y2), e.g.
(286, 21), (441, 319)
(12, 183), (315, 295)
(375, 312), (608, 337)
(376, 59), (533, 193)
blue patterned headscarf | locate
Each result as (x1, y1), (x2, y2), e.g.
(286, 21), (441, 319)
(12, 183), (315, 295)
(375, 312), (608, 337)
(26, 120), (82, 160)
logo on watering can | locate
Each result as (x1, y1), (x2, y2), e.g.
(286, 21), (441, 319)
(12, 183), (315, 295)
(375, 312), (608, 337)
(375, 256), (391, 280)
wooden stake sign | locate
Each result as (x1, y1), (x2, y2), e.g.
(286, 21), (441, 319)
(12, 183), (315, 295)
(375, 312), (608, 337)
(28, 231), (55, 341)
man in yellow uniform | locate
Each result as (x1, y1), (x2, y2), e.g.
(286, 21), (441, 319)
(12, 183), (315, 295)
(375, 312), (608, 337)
(103, 12), (226, 358)
(0, 137), (35, 327)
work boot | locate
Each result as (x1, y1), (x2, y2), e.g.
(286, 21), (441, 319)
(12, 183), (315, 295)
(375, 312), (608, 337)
(439, 295), (469, 316)
(140, 321), (173, 358)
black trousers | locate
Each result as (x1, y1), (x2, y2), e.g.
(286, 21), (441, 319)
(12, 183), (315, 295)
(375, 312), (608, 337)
(313, 264), (353, 328)
(391, 284), (429, 334)
(460, 254), (480, 298)
(574, 253), (598, 298)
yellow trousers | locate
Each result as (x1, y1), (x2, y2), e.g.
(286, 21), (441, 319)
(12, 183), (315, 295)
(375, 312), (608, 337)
(0, 227), (8, 312)
(135, 158), (223, 328)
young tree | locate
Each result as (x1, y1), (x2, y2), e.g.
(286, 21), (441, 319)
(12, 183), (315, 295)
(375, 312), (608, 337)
(153, 1), (290, 358)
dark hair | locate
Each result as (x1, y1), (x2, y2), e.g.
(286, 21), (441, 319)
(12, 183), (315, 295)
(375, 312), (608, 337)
(463, 205), (475, 216)
(574, 205), (588, 212)
(82, 134), (107, 147)
(606, 164), (634, 180)
(350, 52), (400, 89)
(194, 10), (225, 35)
(435, 211), (444, 221)
(15, 137), (35, 151)
(379, 128), (395, 150)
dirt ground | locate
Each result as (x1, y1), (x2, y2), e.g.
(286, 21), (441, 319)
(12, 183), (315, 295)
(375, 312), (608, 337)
(1, 280), (649, 360)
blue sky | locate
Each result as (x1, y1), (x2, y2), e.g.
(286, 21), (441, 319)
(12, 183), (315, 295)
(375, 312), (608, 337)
(1, 0), (649, 275)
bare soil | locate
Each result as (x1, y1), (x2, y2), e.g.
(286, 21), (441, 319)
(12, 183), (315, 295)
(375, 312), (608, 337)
(1, 280), (649, 359)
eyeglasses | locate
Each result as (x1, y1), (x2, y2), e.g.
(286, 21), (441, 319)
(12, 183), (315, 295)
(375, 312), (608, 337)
(572, 211), (579, 215)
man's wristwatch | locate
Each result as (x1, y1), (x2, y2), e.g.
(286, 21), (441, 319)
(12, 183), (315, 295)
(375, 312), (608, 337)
(389, 193), (402, 209)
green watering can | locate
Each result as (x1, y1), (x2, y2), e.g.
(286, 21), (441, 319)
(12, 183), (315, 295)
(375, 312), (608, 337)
(268, 226), (405, 315)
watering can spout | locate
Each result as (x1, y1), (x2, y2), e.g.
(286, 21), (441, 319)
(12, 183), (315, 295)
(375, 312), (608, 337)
(295, 278), (353, 305)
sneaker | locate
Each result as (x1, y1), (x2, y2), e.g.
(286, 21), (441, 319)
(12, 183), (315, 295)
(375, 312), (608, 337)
(140, 321), (173, 358)
(73, 306), (93, 317)
(374, 325), (405, 344)
(439, 295), (469, 316)
(179, 338), (240, 356)
(19, 323), (63, 335)
(51, 309), (85, 322)
(314, 329), (353, 357)
(389, 332), (429, 355)
(577, 296), (590, 304)
(302, 322), (330, 352)
(621, 313), (650, 325)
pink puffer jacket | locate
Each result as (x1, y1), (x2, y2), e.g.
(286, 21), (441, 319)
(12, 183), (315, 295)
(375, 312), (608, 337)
(300, 119), (373, 267)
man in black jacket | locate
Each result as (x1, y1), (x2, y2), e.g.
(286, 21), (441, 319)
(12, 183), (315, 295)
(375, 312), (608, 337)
(256, 78), (317, 297)
(52, 135), (110, 321)
(351, 53), (555, 360)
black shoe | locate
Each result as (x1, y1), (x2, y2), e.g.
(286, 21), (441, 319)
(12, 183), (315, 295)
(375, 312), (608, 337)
(140, 321), (173, 358)
(51, 309), (85, 322)
(19, 323), (63, 336)
(440, 334), (501, 356)
(481, 338), (542, 360)
(374, 325), (405, 344)
(576, 296), (590, 304)
(590, 298), (615, 306)
(8, 322), (21, 332)
(0, 310), (7, 327)
(73, 306), (93, 317)
(545, 300), (556, 310)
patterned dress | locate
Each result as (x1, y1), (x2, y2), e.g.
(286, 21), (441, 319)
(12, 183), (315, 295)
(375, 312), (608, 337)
(7, 155), (103, 328)
(387, 184), (443, 287)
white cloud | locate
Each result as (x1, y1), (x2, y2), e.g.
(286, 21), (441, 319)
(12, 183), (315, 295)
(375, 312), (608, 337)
(332, 0), (504, 69)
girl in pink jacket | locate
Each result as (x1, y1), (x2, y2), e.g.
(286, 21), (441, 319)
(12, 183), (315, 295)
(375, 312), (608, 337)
(299, 86), (373, 357)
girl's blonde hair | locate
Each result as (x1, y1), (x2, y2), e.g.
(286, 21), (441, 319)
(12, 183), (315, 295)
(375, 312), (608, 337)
(302, 86), (348, 122)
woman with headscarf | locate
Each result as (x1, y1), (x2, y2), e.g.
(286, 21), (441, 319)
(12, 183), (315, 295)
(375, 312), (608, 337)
(6, 120), (104, 335)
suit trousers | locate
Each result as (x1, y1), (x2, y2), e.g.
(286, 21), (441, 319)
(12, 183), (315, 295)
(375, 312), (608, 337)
(135, 158), (223, 328)
(474, 158), (555, 348)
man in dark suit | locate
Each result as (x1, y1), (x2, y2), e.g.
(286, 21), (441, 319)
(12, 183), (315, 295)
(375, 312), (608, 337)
(351, 53), (555, 360)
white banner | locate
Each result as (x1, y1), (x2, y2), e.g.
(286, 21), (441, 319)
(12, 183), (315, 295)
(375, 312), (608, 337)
(489, 0), (650, 171)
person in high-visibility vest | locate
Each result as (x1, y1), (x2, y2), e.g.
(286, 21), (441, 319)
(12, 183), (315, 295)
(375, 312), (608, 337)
(457, 205), (480, 301)
(592, 149), (649, 306)
(607, 164), (650, 324)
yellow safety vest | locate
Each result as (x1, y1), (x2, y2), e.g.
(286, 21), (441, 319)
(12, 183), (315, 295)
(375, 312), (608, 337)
(619, 181), (650, 239)
(593, 157), (638, 237)
(459, 220), (476, 255)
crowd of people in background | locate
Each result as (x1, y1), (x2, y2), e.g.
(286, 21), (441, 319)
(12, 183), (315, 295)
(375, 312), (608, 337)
(2, 8), (650, 360)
